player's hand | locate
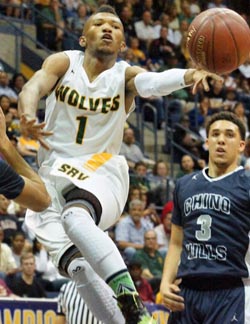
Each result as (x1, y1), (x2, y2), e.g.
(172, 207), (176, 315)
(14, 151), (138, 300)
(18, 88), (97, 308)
(185, 68), (223, 95)
(192, 69), (223, 94)
(20, 114), (53, 150)
(160, 279), (185, 312)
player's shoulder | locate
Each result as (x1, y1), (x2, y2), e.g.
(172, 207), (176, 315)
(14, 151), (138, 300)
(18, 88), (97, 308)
(176, 170), (202, 185)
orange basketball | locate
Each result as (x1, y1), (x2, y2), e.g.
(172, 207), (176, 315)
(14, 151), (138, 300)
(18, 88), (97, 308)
(186, 8), (250, 74)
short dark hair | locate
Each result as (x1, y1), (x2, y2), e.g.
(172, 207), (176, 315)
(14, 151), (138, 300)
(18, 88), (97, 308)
(95, 5), (118, 16)
(206, 111), (246, 140)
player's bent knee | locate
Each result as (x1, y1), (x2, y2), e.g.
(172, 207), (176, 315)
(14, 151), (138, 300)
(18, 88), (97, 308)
(62, 187), (102, 225)
(58, 245), (82, 277)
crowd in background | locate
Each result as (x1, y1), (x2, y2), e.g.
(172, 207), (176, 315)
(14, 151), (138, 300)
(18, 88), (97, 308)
(1, 0), (250, 316)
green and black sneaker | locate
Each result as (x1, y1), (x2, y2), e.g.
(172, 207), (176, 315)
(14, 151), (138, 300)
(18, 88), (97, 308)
(117, 292), (157, 324)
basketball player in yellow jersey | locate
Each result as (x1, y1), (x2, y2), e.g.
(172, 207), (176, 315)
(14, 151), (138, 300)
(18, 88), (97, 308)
(18, 5), (222, 324)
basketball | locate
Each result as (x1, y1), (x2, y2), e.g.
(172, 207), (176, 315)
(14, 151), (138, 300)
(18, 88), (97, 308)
(186, 8), (250, 74)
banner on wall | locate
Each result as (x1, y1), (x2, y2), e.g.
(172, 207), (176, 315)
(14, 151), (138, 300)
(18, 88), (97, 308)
(0, 298), (57, 324)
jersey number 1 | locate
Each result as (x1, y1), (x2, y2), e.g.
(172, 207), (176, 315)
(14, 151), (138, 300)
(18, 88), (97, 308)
(76, 116), (87, 144)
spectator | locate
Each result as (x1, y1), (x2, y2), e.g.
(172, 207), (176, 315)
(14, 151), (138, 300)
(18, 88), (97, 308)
(173, 115), (205, 163)
(37, 0), (65, 51)
(0, 94), (11, 114)
(0, 194), (20, 245)
(10, 73), (27, 96)
(233, 102), (249, 137)
(176, 154), (204, 179)
(128, 260), (155, 303)
(134, 10), (157, 52)
(115, 199), (153, 263)
(207, 79), (227, 111)
(148, 27), (176, 66)
(131, 229), (164, 294)
(6, 252), (47, 298)
(0, 278), (18, 298)
(33, 238), (69, 292)
(120, 5), (136, 43)
(56, 280), (103, 324)
(0, 226), (18, 279)
(65, 3), (89, 49)
(154, 201), (173, 257)
(0, 72), (18, 105)
(147, 160), (175, 207)
(188, 96), (212, 133)
(130, 161), (151, 192)
(178, 0), (195, 24)
(128, 37), (146, 65)
(119, 127), (154, 170)
(207, 0), (227, 9)
(11, 231), (26, 270)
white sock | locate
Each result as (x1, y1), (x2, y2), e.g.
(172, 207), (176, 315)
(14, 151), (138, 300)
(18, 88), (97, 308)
(62, 206), (127, 280)
(68, 258), (125, 324)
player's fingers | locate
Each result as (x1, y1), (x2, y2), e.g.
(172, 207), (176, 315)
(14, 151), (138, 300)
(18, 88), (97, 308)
(38, 137), (50, 150)
(163, 296), (185, 312)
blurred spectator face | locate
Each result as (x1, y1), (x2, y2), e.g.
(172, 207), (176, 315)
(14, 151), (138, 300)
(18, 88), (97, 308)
(181, 155), (195, 172)
(121, 6), (132, 20)
(4, 111), (13, 127)
(129, 187), (141, 200)
(144, 0), (153, 9)
(180, 19), (189, 32)
(12, 233), (25, 254)
(156, 161), (168, 177)
(234, 103), (245, 117)
(129, 263), (142, 281)
(142, 11), (152, 25)
(129, 200), (144, 223)
(160, 27), (168, 39)
(130, 37), (140, 49)
(78, 4), (87, 17)
(135, 163), (147, 177)
(0, 95), (11, 112)
(0, 72), (9, 87)
(160, 13), (170, 27)
(123, 128), (135, 145)
(0, 195), (11, 213)
(13, 75), (26, 91)
(21, 255), (36, 276)
(144, 230), (157, 250)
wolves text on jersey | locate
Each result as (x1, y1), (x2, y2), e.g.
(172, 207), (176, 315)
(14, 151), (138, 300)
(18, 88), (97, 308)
(184, 193), (230, 217)
(55, 85), (120, 113)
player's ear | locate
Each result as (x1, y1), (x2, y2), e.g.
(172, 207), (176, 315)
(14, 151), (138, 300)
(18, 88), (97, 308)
(79, 36), (86, 48)
(239, 140), (245, 153)
(120, 41), (126, 53)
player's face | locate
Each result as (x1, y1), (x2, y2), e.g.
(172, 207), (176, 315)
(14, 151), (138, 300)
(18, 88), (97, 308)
(80, 13), (126, 57)
(206, 120), (245, 168)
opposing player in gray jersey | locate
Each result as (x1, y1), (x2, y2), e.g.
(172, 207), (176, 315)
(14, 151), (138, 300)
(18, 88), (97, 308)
(161, 111), (250, 323)
(18, 5), (222, 324)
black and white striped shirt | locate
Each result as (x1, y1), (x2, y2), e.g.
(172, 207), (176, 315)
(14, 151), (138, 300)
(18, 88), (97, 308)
(57, 280), (103, 324)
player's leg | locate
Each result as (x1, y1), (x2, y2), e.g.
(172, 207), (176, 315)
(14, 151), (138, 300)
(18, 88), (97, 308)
(61, 187), (156, 324)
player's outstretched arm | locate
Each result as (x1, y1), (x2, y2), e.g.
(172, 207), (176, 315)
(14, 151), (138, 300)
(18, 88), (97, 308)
(0, 107), (51, 211)
(125, 66), (223, 100)
(160, 223), (185, 312)
(18, 52), (70, 149)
